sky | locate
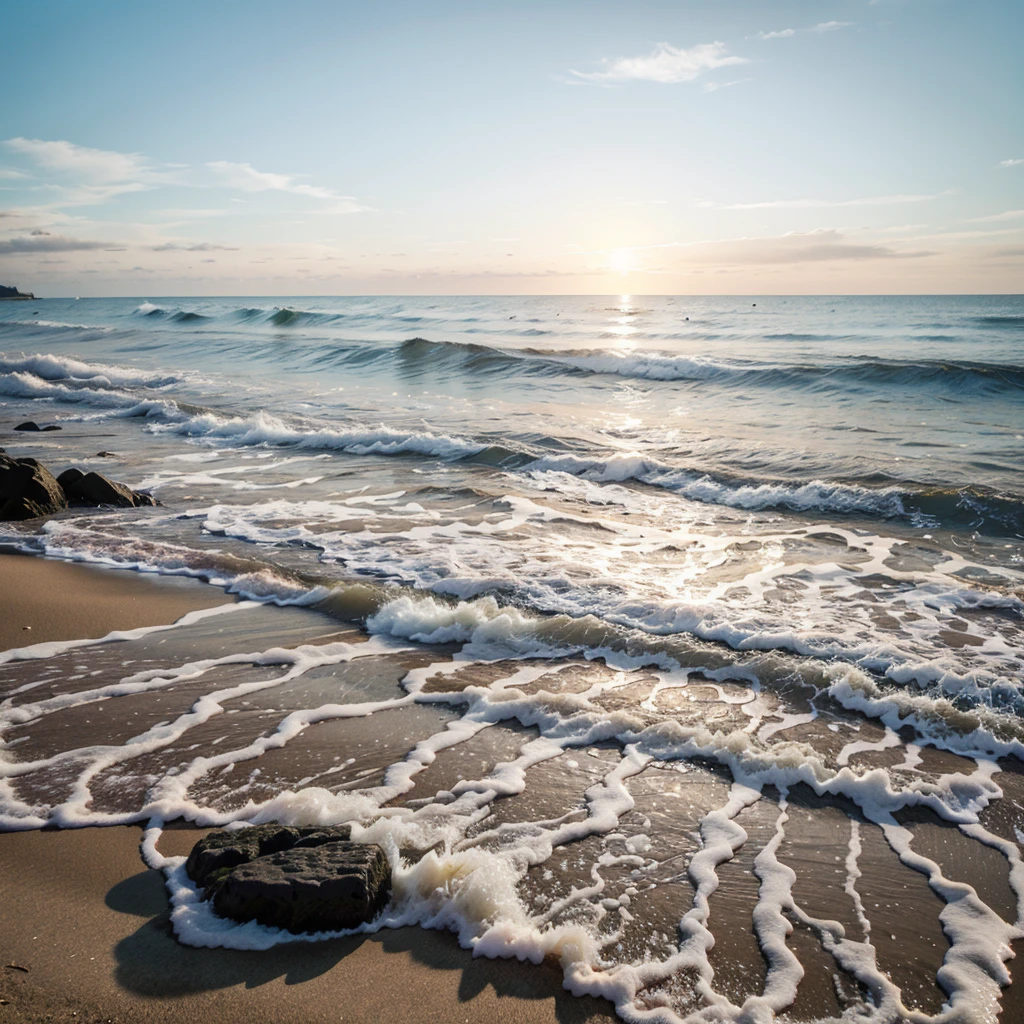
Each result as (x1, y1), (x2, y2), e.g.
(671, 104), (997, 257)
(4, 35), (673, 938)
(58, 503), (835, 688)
(0, 0), (1021, 296)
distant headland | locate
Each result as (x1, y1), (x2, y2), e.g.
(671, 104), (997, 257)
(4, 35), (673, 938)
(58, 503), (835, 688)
(0, 284), (36, 300)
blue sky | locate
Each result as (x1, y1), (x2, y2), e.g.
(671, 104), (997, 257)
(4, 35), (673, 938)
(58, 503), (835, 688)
(1, 0), (1021, 295)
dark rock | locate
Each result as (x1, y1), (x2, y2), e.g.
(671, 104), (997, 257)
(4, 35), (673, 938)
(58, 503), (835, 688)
(185, 823), (352, 888)
(210, 842), (391, 933)
(0, 453), (68, 520)
(57, 467), (85, 489)
(57, 469), (157, 508)
(95, 451), (118, 458)
(13, 421), (61, 431)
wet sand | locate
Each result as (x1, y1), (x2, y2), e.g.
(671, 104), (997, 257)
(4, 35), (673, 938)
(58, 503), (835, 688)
(0, 552), (234, 651)
(0, 554), (615, 1023)
(0, 825), (616, 1024)
(2, 553), (1023, 1022)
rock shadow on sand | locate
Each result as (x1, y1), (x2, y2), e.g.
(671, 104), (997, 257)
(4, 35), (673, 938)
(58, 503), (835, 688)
(108, 866), (617, 1022)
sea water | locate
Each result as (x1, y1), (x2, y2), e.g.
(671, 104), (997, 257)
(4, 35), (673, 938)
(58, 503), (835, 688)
(0, 295), (1022, 1022)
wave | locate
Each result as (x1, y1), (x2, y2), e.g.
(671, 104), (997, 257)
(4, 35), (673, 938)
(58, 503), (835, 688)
(0, 372), (182, 420)
(8, 523), (328, 605)
(543, 351), (1024, 392)
(267, 308), (345, 328)
(134, 303), (211, 323)
(0, 350), (499, 462)
(526, 456), (909, 518)
(3, 344), (1019, 532)
(0, 319), (116, 335)
(523, 457), (1024, 532)
(0, 351), (179, 389)
(0, 373), (488, 461)
(11, 522), (1021, 708)
(380, 338), (1024, 394)
(6, 360), (1015, 531)
(228, 305), (352, 327)
(269, 308), (308, 327)
(149, 408), (490, 461)
(973, 315), (1024, 328)
(389, 338), (735, 383)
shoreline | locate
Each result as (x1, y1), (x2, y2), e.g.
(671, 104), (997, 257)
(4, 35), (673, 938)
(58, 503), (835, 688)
(0, 551), (235, 652)
(0, 825), (616, 1024)
(1, 546), (1022, 1021)
(0, 551), (616, 1023)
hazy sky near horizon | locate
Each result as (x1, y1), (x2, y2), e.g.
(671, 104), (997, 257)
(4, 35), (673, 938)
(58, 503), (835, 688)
(1, 0), (1021, 296)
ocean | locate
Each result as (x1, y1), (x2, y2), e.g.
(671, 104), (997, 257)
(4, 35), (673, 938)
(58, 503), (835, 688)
(1, 294), (1023, 1023)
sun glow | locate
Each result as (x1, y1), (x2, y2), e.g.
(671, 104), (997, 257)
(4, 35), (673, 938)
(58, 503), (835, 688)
(607, 248), (637, 275)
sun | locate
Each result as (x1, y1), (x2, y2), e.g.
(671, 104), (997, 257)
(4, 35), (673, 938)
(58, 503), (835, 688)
(607, 248), (637, 275)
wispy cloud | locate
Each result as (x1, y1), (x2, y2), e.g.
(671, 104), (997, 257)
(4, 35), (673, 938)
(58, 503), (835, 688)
(703, 78), (750, 93)
(755, 22), (852, 40)
(900, 226), (1024, 243)
(0, 232), (112, 254)
(207, 161), (369, 213)
(966, 209), (1024, 223)
(5, 137), (153, 183)
(701, 190), (951, 210)
(152, 207), (234, 221)
(871, 223), (930, 234)
(151, 241), (240, 252)
(1, 137), (176, 210)
(569, 42), (747, 85)
(718, 231), (930, 264)
(2, 141), (370, 219)
(208, 161), (330, 198)
(999, 158), (1023, 168)
(572, 229), (933, 267)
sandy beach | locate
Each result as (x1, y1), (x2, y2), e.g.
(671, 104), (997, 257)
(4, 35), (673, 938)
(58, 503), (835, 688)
(2, 0), (1024, 1015)
(0, 554), (616, 1024)
(1, 553), (1022, 1022)
(0, 824), (616, 1024)
(0, 553), (234, 652)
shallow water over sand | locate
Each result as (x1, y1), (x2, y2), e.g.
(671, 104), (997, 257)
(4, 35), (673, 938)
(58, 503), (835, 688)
(1, 581), (1023, 1022)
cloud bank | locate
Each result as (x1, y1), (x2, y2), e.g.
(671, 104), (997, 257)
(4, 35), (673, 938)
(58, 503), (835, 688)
(570, 42), (747, 85)
(0, 233), (112, 254)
